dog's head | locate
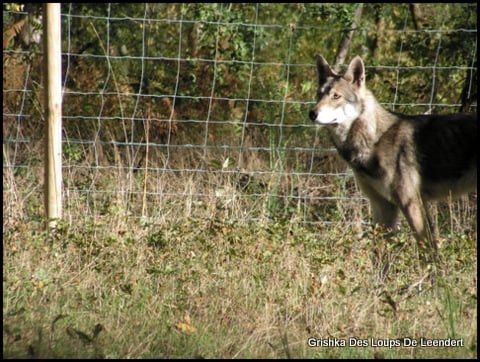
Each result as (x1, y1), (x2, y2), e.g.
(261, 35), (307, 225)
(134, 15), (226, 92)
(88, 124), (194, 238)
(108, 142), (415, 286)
(309, 55), (366, 126)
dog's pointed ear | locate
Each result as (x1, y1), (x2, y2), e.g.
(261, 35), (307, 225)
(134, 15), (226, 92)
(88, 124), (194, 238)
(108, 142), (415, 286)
(344, 56), (365, 88)
(316, 55), (336, 84)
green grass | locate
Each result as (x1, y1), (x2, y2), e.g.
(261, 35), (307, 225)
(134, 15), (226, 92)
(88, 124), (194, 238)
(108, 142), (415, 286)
(3, 215), (477, 358)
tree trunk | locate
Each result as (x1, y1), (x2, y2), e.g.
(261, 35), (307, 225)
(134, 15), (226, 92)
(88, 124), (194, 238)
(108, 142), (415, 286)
(410, 3), (422, 30)
(459, 62), (477, 113)
(334, 4), (364, 71)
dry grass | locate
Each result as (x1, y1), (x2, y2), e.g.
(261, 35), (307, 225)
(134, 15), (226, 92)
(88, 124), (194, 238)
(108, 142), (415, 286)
(3, 206), (477, 358)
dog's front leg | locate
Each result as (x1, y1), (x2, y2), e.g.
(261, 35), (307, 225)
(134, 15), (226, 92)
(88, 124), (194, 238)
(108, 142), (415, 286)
(355, 175), (399, 233)
(398, 195), (438, 261)
(370, 196), (399, 234)
(366, 195), (400, 281)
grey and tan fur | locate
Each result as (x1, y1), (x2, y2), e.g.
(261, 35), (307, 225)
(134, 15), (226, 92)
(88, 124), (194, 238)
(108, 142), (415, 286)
(309, 55), (477, 252)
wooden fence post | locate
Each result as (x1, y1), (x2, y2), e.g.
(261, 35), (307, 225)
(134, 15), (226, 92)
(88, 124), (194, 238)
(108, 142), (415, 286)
(44, 3), (62, 228)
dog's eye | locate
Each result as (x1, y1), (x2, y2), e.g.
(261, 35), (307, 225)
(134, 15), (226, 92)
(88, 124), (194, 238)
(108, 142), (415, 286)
(332, 93), (341, 100)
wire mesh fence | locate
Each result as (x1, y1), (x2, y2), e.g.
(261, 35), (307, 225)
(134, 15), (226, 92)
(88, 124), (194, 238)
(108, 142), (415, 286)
(3, 3), (477, 229)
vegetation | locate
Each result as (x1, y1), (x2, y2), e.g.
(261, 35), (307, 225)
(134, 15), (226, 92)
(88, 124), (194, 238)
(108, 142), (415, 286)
(3, 218), (478, 358)
(3, 3), (477, 359)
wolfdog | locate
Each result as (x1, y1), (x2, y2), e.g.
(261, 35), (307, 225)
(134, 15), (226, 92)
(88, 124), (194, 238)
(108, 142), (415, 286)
(309, 55), (477, 254)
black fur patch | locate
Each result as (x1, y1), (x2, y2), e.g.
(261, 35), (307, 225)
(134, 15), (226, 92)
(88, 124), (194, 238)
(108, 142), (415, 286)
(412, 113), (477, 181)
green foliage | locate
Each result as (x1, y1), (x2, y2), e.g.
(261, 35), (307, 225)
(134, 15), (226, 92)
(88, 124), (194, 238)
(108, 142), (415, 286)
(4, 3), (476, 165)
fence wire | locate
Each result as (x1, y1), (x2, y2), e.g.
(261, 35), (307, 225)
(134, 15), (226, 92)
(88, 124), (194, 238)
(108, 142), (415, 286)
(3, 3), (477, 228)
